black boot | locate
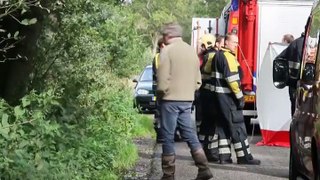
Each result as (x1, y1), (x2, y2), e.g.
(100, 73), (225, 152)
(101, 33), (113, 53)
(237, 157), (261, 165)
(204, 148), (219, 163)
(191, 149), (213, 180)
(219, 158), (233, 164)
(161, 155), (175, 180)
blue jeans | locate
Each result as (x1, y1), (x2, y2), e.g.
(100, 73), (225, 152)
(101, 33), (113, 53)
(160, 101), (202, 155)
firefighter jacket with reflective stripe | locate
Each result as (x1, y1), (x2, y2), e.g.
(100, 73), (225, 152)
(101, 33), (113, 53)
(200, 48), (217, 83)
(208, 48), (243, 100)
(276, 35), (304, 88)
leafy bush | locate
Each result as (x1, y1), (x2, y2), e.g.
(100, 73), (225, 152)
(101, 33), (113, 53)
(0, 0), (228, 178)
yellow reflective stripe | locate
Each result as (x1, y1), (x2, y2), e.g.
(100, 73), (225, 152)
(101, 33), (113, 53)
(203, 52), (215, 73)
(155, 53), (160, 69)
(229, 81), (242, 98)
(223, 51), (239, 72)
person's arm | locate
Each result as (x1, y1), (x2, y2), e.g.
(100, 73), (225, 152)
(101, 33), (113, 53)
(157, 48), (170, 95)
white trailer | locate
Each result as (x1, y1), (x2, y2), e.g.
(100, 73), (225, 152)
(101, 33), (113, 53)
(191, 18), (222, 52)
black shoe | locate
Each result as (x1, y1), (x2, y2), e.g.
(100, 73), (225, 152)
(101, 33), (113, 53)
(237, 157), (261, 165)
(220, 159), (233, 164)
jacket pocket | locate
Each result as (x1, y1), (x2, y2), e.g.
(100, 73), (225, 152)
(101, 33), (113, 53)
(231, 110), (244, 123)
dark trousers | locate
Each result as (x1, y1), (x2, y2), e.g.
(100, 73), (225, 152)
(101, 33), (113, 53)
(289, 87), (296, 116)
(197, 89), (220, 160)
(215, 93), (253, 160)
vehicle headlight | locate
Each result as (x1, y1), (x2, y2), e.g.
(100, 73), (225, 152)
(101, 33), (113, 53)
(137, 89), (149, 95)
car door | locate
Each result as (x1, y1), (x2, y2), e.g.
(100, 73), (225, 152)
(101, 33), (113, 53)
(293, 8), (320, 175)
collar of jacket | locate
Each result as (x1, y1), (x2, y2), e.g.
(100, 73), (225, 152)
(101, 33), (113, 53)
(221, 47), (235, 56)
(167, 37), (183, 44)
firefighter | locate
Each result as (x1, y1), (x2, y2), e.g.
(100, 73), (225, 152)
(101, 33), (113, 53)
(276, 33), (304, 116)
(199, 34), (233, 164)
(196, 34), (220, 162)
(153, 37), (166, 142)
(209, 33), (260, 165)
(197, 34), (233, 164)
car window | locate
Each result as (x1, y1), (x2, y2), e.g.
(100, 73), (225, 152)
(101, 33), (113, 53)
(301, 8), (320, 81)
(140, 67), (152, 81)
(313, 6), (320, 81)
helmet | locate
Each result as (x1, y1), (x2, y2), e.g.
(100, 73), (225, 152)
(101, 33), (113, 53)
(199, 34), (216, 49)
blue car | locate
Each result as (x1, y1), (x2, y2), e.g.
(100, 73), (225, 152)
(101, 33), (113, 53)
(133, 65), (156, 113)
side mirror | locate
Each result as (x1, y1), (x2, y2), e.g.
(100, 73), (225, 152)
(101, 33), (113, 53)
(132, 78), (138, 83)
(273, 58), (289, 89)
(302, 63), (315, 82)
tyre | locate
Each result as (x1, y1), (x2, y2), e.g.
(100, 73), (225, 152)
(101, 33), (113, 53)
(312, 144), (320, 180)
(289, 146), (299, 180)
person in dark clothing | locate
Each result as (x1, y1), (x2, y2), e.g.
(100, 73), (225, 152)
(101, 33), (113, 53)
(196, 34), (219, 162)
(209, 33), (260, 165)
(276, 33), (304, 116)
(152, 37), (166, 142)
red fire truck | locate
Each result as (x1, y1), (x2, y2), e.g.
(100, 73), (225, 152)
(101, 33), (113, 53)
(220, 0), (313, 126)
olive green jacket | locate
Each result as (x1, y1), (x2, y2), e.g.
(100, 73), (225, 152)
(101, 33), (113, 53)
(157, 38), (202, 101)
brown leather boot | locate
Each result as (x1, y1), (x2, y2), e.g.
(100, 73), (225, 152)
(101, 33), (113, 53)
(161, 154), (175, 180)
(191, 149), (213, 180)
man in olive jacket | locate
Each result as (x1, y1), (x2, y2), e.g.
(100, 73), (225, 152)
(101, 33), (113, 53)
(157, 22), (213, 180)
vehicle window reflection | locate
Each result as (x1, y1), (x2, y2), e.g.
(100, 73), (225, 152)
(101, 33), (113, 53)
(140, 67), (153, 82)
(302, 12), (320, 81)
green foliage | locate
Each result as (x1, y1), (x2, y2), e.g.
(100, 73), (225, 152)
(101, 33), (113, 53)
(131, 115), (156, 138)
(0, 0), (228, 178)
(0, 0), (42, 61)
(193, 0), (229, 18)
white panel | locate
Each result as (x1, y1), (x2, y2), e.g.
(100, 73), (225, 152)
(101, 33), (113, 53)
(257, 43), (291, 131)
(257, 1), (313, 78)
